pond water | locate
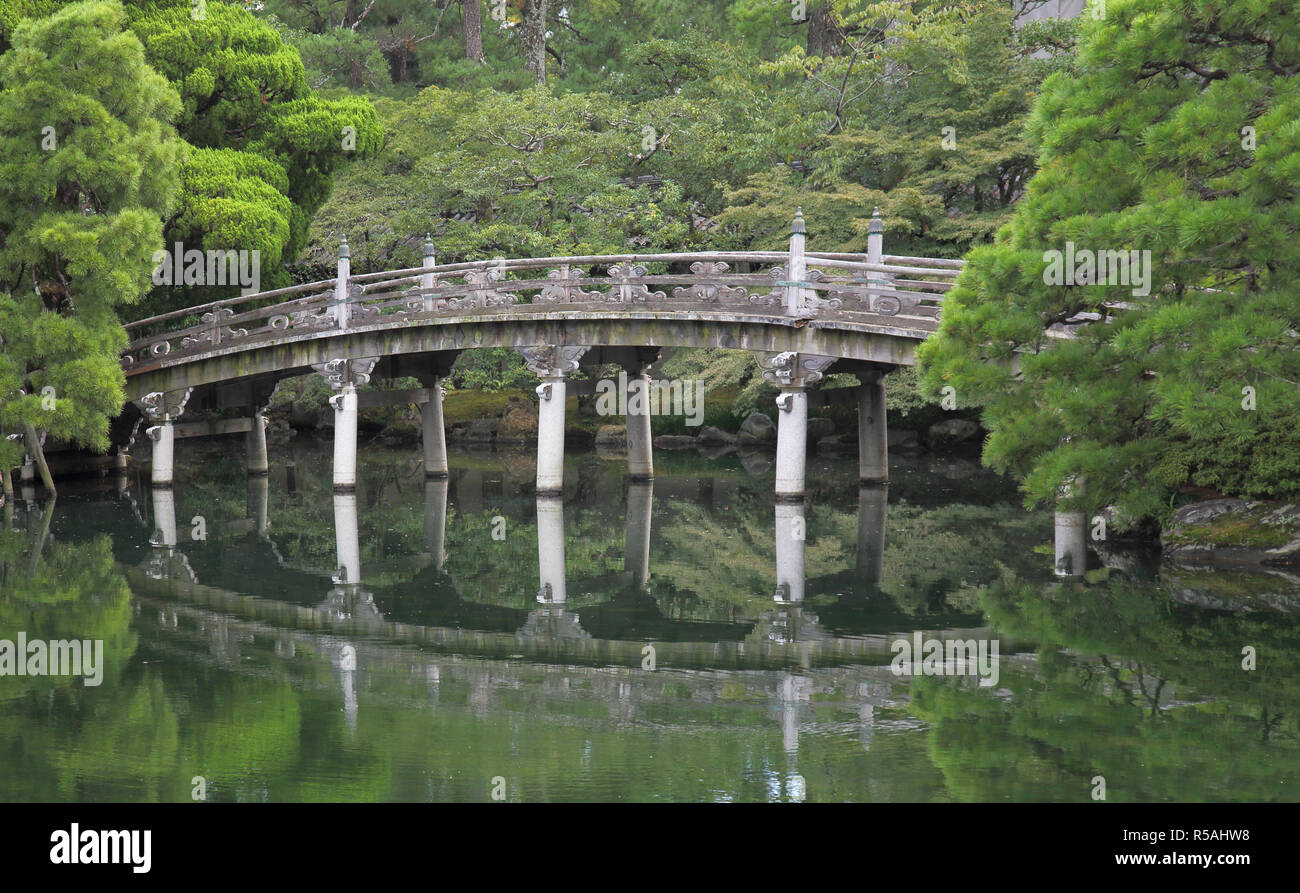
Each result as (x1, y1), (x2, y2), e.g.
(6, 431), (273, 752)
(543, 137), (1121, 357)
(2, 439), (1297, 802)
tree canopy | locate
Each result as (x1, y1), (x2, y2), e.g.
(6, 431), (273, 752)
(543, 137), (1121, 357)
(918, 0), (1300, 521)
(0, 0), (184, 478)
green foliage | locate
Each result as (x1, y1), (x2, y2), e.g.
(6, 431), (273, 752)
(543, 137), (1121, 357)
(304, 86), (694, 266)
(919, 0), (1300, 519)
(0, 0), (384, 318)
(0, 0), (183, 463)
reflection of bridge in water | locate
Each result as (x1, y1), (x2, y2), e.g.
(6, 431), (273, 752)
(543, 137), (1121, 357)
(112, 464), (1029, 758)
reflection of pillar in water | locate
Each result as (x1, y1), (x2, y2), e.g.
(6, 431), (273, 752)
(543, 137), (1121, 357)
(774, 502), (806, 603)
(151, 486), (178, 547)
(857, 370), (889, 484)
(334, 491), (361, 585)
(625, 482), (653, 588)
(778, 672), (808, 757)
(856, 483), (888, 592)
(1054, 510), (1087, 577)
(247, 474), (269, 538)
(536, 496), (566, 604)
(424, 477), (449, 570)
(427, 663), (440, 712)
(338, 643), (358, 733)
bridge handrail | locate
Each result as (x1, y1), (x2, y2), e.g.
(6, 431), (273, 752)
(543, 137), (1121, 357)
(121, 211), (966, 368)
(125, 276), (339, 333)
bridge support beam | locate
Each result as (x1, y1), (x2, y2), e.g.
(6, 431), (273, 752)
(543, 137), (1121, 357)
(137, 388), (193, 488)
(312, 357), (379, 493)
(857, 368), (889, 484)
(519, 346), (588, 496)
(759, 352), (835, 502)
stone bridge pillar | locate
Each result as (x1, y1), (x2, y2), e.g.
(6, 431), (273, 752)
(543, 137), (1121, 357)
(622, 349), (660, 482)
(415, 355), (459, 479)
(1054, 510), (1088, 577)
(242, 379), (279, 478)
(247, 474), (269, 539)
(247, 407), (270, 476)
(421, 385), (449, 478)
(759, 352), (835, 501)
(312, 357), (378, 492)
(857, 368), (889, 484)
(137, 388), (193, 487)
(519, 346), (588, 496)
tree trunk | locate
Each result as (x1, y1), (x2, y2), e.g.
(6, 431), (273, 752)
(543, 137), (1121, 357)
(806, 2), (844, 57)
(0, 465), (11, 501)
(522, 0), (548, 84)
(23, 423), (56, 496)
(463, 0), (485, 62)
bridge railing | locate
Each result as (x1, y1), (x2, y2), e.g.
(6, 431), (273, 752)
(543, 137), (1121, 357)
(121, 210), (963, 371)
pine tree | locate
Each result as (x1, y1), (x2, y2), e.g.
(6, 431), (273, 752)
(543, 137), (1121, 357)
(0, 0), (185, 491)
(918, 0), (1300, 522)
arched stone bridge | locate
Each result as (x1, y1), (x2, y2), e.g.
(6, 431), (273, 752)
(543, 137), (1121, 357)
(118, 210), (963, 498)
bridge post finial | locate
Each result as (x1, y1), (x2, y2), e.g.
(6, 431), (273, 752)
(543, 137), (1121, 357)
(867, 208), (883, 264)
(422, 234), (437, 313)
(335, 236), (351, 329)
(787, 208), (807, 314)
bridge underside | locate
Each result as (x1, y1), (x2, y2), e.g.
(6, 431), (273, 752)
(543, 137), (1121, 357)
(122, 311), (921, 402)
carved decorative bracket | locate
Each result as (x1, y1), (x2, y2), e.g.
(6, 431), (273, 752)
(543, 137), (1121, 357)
(518, 345), (589, 379)
(311, 356), (379, 389)
(137, 388), (194, 422)
(757, 351), (836, 389)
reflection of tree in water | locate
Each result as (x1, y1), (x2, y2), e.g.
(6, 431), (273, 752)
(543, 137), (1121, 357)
(0, 531), (136, 701)
(910, 570), (1300, 802)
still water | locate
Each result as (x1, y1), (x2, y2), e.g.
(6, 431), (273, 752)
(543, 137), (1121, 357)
(2, 440), (1297, 802)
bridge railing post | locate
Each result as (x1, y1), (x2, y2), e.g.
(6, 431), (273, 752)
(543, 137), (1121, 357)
(422, 234), (436, 313)
(787, 208), (807, 315)
(867, 207), (883, 267)
(335, 236), (351, 330)
(865, 207), (895, 309)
